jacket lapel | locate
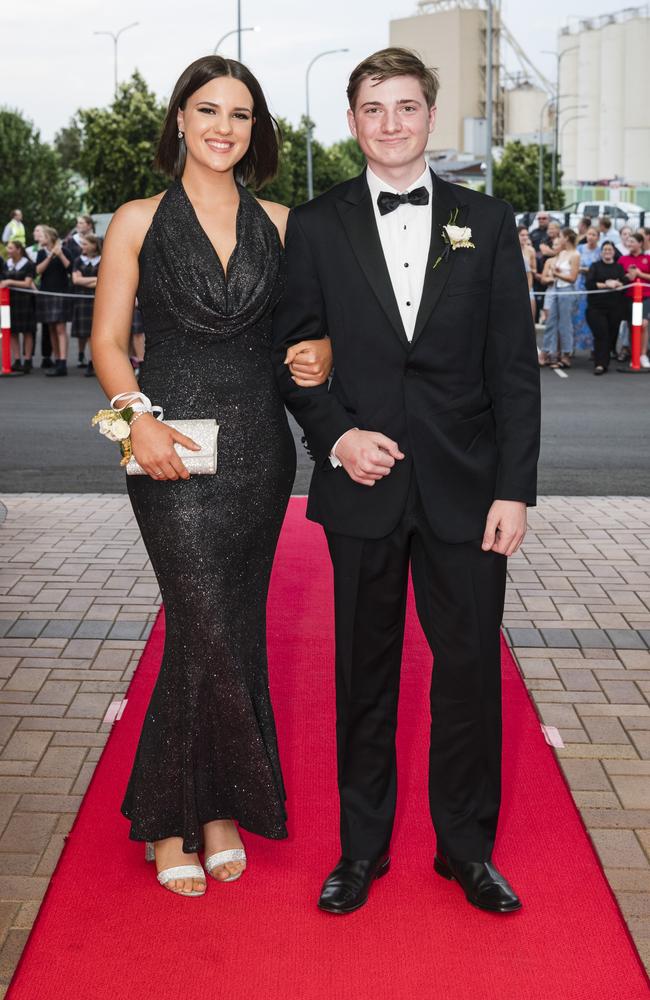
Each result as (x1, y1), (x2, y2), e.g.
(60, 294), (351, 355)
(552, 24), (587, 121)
(335, 173), (410, 350)
(411, 171), (468, 346)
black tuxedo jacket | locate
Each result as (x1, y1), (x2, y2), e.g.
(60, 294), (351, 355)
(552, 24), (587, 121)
(272, 169), (541, 543)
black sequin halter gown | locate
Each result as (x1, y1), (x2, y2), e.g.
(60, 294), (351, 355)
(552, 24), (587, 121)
(120, 181), (296, 851)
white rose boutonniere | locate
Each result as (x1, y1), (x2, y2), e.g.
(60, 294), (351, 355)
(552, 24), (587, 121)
(444, 224), (474, 249)
(433, 207), (475, 270)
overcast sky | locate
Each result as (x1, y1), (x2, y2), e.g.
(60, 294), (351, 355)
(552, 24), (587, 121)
(3, 0), (628, 146)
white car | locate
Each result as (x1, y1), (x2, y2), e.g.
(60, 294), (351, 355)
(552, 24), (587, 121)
(569, 200), (647, 231)
(516, 202), (647, 234)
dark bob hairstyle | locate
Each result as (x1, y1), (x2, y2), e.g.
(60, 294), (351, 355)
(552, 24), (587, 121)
(156, 55), (280, 189)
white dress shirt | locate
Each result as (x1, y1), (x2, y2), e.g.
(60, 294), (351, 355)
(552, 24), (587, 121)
(365, 163), (433, 342)
(330, 162), (433, 467)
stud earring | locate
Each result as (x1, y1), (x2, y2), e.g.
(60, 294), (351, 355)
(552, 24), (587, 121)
(177, 130), (184, 139)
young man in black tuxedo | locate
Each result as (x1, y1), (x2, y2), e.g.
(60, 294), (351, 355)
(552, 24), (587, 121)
(273, 48), (540, 915)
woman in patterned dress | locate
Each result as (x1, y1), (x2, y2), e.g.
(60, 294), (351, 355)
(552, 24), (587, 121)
(574, 227), (601, 353)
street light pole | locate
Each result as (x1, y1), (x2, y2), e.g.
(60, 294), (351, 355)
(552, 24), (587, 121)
(538, 97), (554, 211)
(485, 0), (494, 196)
(554, 103), (586, 188)
(94, 22), (139, 98)
(538, 93), (574, 210)
(306, 48), (349, 201)
(214, 26), (259, 54)
(542, 45), (579, 189)
(560, 114), (586, 146)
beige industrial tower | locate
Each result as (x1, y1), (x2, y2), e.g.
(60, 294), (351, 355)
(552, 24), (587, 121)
(389, 0), (504, 157)
(559, 7), (650, 184)
(504, 80), (549, 146)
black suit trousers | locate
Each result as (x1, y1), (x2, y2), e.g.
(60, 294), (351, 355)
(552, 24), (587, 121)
(326, 473), (507, 862)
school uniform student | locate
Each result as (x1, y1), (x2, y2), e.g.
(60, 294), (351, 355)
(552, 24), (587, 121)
(0, 241), (36, 373)
(71, 233), (101, 377)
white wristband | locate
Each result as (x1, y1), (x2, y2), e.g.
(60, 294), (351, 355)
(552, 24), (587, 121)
(110, 391), (164, 421)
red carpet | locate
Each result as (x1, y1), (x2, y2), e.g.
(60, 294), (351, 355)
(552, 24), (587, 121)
(7, 498), (649, 999)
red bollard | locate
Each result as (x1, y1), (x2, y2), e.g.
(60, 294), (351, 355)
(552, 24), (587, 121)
(630, 277), (643, 371)
(0, 287), (13, 375)
(618, 278), (649, 374)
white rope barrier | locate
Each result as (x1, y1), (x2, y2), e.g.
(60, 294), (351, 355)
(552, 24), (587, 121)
(3, 284), (648, 300)
(537, 286), (641, 297)
(4, 287), (97, 300)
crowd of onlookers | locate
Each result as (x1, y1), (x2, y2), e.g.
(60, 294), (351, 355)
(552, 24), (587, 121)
(2, 204), (650, 380)
(0, 208), (143, 377)
(518, 212), (650, 374)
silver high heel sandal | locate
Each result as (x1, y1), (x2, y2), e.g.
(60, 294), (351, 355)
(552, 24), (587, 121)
(145, 841), (206, 896)
(204, 847), (247, 883)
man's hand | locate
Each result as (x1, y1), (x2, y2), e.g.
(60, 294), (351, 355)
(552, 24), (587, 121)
(482, 500), (527, 556)
(334, 429), (405, 487)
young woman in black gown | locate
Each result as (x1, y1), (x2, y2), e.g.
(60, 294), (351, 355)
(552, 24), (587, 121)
(92, 57), (332, 896)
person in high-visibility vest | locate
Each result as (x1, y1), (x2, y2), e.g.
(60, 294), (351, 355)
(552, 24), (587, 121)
(2, 210), (26, 246)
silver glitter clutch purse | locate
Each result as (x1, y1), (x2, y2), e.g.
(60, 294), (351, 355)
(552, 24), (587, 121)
(126, 419), (219, 476)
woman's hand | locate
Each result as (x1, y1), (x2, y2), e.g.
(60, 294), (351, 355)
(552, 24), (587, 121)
(284, 337), (333, 387)
(129, 413), (200, 481)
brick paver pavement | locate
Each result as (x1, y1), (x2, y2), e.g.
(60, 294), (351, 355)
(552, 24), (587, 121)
(0, 493), (648, 991)
(0, 494), (158, 995)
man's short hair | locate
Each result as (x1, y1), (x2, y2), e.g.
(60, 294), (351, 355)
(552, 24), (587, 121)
(347, 47), (440, 111)
(599, 216), (612, 230)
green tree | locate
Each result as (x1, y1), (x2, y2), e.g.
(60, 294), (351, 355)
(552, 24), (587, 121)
(257, 117), (303, 205)
(53, 119), (83, 173)
(326, 136), (366, 180)
(77, 71), (167, 212)
(260, 119), (365, 207)
(492, 140), (563, 212)
(0, 108), (78, 236)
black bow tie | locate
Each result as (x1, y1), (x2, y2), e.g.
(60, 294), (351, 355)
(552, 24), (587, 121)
(377, 186), (430, 216)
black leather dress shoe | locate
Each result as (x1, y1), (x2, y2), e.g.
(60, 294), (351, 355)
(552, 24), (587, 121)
(434, 854), (521, 913)
(318, 854), (390, 914)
